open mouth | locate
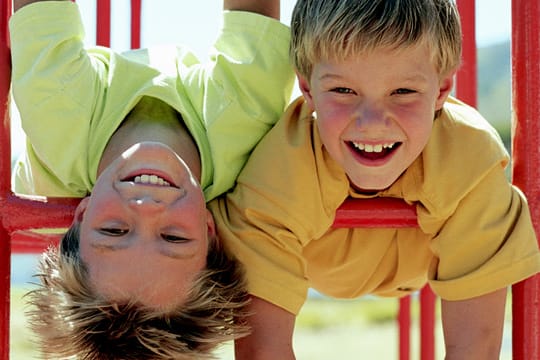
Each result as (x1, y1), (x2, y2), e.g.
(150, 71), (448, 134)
(348, 141), (401, 161)
(122, 172), (178, 188)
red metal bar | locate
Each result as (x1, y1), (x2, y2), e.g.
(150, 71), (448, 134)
(3, 195), (77, 254)
(11, 231), (61, 254)
(0, 0), (11, 192)
(1, 194), (78, 232)
(456, 0), (477, 107)
(419, 287), (436, 360)
(0, 0), (11, 358)
(398, 296), (411, 360)
(0, 225), (10, 360)
(511, 0), (540, 359)
(333, 198), (418, 228)
(131, 0), (142, 49)
(96, 0), (111, 47)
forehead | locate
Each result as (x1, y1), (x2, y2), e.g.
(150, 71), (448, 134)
(305, 30), (441, 76)
(314, 42), (438, 79)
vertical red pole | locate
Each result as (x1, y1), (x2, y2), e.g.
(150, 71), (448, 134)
(511, 0), (540, 359)
(456, 0), (477, 107)
(419, 287), (436, 360)
(398, 297), (411, 360)
(96, 0), (111, 47)
(130, 0), (141, 49)
(0, 0), (11, 359)
(0, 226), (10, 360)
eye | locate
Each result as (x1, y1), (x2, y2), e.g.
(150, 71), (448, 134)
(161, 234), (189, 243)
(392, 88), (415, 95)
(331, 87), (355, 94)
(99, 228), (128, 236)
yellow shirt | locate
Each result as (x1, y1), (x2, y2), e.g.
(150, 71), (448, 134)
(209, 96), (540, 314)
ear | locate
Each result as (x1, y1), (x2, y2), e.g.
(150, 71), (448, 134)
(435, 71), (456, 110)
(73, 197), (90, 223)
(297, 72), (315, 110)
(205, 209), (217, 239)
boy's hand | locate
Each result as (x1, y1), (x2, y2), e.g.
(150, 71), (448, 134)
(441, 288), (507, 359)
(223, 0), (280, 19)
(14, 0), (67, 12)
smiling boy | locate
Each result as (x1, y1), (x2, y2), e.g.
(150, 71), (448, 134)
(209, 0), (540, 358)
(10, 0), (293, 358)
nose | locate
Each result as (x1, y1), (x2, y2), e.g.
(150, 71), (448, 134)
(355, 101), (388, 129)
(116, 181), (185, 210)
(128, 195), (166, 214)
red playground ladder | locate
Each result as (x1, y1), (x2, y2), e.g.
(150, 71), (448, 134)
(1, 1), (539, 359)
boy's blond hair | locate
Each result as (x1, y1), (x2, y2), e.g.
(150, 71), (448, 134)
(290, 0), (462, 79)
(26, 223), (250, 360)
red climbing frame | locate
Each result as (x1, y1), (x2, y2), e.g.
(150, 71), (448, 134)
(511, 1), (540, 358)
(0, 1), (539, 359)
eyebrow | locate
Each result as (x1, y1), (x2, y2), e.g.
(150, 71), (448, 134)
(318, 73), (343, 81)
(399, 74), (429, 83)
(318, 72), (429, 83)
(90, 242), (195, 260)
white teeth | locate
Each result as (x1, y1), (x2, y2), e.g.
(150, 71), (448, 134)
(353, 142), (395, 153)
(133, 174), (170, 186)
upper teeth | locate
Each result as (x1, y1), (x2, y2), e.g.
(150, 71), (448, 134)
(134, 174), (170, 186)
(353, 142), (395, 153)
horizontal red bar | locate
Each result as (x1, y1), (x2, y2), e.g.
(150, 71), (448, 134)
(1, 193), (79, 232)
(332, 197), (418, 228)
(11, 231), (60, 254)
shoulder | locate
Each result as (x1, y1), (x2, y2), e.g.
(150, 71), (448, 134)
(415, 97), (510, 212)
(426, 96), (508, 171)
(232, 97), (349, 236)
(441, 97), (506, 139)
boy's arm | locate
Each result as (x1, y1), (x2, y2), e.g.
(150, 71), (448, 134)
(235, 296), (296, 360)
(441, 288), (507, 359)
(192, 0), (293, 200)
(223, 0), (280, 19)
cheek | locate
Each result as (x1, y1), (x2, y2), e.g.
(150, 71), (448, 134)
(315, 105), (351, 142)
(170, 194), (209, 236)
(315, 116), (343, 153)
(394, 104), (433, 137)
(405, 117), (433, 153)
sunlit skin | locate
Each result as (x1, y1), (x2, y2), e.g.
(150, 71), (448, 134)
(298, 42), (455, 191)
(75, 103), (214, 310)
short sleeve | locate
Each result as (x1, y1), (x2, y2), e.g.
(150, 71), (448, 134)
(428, 165), (540, 300)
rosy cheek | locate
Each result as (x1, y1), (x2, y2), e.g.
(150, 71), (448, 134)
(316, 119), (336, 140)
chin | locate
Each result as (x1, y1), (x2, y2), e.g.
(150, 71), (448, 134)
(350, 175), (399, 193)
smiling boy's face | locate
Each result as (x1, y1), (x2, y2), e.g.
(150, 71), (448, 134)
(76, 142), (213, 309)
(298, 43), (454, 192)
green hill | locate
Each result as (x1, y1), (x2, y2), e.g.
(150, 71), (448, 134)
(477, 41), (511, 144)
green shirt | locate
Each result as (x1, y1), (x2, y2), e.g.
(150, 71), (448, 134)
(10, 2), (294, 201)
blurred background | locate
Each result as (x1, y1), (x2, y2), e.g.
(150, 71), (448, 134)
(10, 0), (513, 358)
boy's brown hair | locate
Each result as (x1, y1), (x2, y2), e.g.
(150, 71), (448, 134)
(26, 223), (250, 360)
(290, 0), (462, 79)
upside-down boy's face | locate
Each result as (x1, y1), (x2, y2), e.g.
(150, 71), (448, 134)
(298, 42), (454, 192)
(77, 142), (214, 309)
